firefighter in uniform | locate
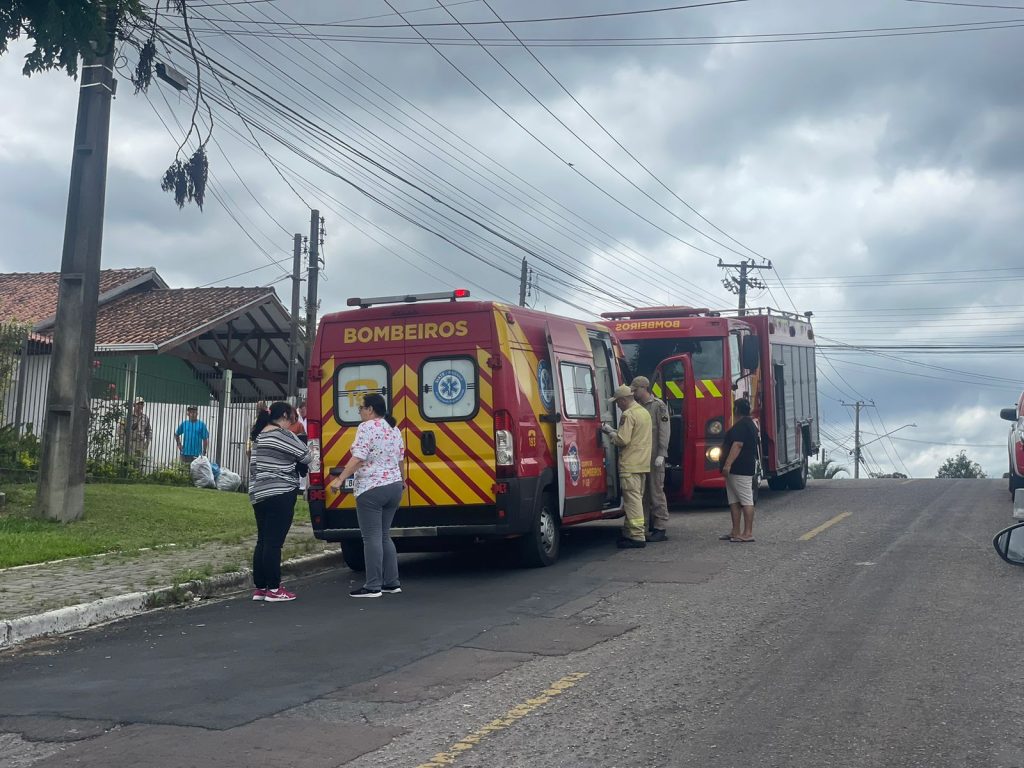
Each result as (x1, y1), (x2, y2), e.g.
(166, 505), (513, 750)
(630, 376), (670, 542)
(601, 384), (652, 549)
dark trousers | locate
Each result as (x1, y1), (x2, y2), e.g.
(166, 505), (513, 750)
(252, 490), (297, 590)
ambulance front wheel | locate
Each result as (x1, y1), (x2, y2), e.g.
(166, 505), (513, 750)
(518, 492), (560, 568)
(340, 540), (366, 572)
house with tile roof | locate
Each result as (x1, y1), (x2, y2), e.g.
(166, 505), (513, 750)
(1, 268), (303, 473)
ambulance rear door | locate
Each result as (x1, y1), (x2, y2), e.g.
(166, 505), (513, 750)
(401, 309), (497, 515)
(546, 321), (608, 519)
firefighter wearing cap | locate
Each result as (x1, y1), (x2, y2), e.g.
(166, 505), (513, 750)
(601, 384), (652, 548)
(631, 376), (671, 542)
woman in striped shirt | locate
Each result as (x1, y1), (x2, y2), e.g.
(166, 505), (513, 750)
(248, 401), (312, 602)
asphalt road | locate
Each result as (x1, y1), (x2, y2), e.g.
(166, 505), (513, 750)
(2, 478), (1022, 768)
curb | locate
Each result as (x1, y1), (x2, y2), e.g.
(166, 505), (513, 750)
(0, 549), (346, 650)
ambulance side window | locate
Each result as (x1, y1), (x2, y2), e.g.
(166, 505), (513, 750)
(559, 363), (598, 419)
(335, 363), (390, 425)
(421, 357), (478, 421)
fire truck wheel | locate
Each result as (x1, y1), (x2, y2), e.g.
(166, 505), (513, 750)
(767, 476), (788, 492)
(518, 492), (560, 568)
(787, 458), (809, 490)
(340, 540), (366, 572)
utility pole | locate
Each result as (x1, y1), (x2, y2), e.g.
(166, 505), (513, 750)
(719, 259), (771, 316)
(36, 5), (118, 522)
(303, 210), (322, 388)
(287, 233), (302, 401)
(843, 400), (876, 479)
(518, 258), (529, 307)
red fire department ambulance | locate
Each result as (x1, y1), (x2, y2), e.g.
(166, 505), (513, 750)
(601, 306), (819, 502)
(305, 290), (626, 568)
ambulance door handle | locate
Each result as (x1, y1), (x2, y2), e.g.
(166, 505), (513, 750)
(421, 430), (437, 456)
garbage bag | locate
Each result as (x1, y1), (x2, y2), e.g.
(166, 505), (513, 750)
(190, 456), (217, 489)
(216, 468), (241, 492)
(210, 462), (221, 481)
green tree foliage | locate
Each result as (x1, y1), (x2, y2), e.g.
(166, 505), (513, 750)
(936, 450), (987, 479)
(0, 1), (144, 78)
(809, 458), (848, 479)
(1, 1), (209, 209)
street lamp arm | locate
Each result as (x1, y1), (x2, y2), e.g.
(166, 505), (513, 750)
(859, 423), (917, 449)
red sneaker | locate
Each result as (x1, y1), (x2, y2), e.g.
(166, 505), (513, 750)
(252, 589), (268, 601)
(264, 587), (296, 602)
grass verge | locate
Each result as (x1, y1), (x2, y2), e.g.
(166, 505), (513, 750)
(0, 483), (310, 569)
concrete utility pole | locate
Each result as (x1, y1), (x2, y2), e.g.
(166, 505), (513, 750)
(843, 400), (876, 479)
(719, 259), (771, 316)
(518, 258), (528, 307)
(287, 233), (302, 401)
(303, 210), (322, 387)
(36, 6), (118, 522)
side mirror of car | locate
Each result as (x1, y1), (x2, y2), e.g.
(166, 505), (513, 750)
(1000, 407), (1018, 422)
(992, 522), (1024, 566)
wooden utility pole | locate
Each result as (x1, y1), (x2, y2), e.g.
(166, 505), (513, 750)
(36, 6), (118, 522)
(303, 210), (321, 390)
(287, 233), (302, 400)
(843, 400), (875, 479)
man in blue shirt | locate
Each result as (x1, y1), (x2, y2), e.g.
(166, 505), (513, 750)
(174, 405), (209, 463)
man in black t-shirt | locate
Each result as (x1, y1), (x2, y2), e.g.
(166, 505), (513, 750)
(720, 398), (759, 543)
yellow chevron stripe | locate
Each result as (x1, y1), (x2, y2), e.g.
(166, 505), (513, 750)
(666, 380), (685, 399)
(702, 379), (723, 398)
(693, 381), (705, 399)
(652, 382), (662, 398)
(320, 356), (336, 420)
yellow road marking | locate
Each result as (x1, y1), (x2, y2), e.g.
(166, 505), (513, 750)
(415, 672), (590, 768)
(799, 511), (851, 541)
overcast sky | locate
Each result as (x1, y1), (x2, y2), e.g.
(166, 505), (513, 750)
(1, 0), (1022, 478)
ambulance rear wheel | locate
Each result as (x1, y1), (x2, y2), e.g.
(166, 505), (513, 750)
(340, 540), (365, 572)
(518, 492), (560, 568)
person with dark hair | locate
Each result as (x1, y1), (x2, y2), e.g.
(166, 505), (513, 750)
(719, 398), (759, 543)
(249, 401), (311, 602)
(328, 392), (406, 598)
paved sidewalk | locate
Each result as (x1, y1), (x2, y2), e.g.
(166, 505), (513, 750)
(0, 521), (333, 623)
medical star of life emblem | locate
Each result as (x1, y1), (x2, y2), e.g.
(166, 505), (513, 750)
(433, 369), (467, 405)
(565, 442), (581, 486)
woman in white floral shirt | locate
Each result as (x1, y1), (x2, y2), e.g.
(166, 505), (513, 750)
(329, 393), (406, 597)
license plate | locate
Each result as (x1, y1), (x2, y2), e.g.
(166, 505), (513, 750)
(342, 477), (354, 491)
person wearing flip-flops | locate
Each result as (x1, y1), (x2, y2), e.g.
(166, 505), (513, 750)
(719, 398), (758, 543)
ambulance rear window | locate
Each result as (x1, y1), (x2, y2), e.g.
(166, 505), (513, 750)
(335, 363), (390, 425)
(421, 357), (478, 421)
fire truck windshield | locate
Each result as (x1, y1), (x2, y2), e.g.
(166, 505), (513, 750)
(621, 338), (724, 381)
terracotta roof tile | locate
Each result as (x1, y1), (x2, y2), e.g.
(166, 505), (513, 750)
(92, 287), (277, 346)
(0, 269), (156, 326)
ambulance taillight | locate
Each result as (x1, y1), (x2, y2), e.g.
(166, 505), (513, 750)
(306, 420), (324, 495)
(494, 410), (515, 476)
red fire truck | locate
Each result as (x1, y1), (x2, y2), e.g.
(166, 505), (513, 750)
(304, 290), (627, 568)
(601, 306), (819, 502)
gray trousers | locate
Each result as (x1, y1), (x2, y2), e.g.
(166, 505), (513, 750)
(356, 481), (403, 590)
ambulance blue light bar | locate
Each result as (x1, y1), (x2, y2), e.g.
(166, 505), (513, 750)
(347, 289), (470, 308)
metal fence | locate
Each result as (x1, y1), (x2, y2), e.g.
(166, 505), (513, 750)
(0, 327), (282, 485)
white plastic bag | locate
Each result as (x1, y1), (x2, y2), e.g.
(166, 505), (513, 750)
(190, 456), (216, 489)
(216, 468), (241, 492)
